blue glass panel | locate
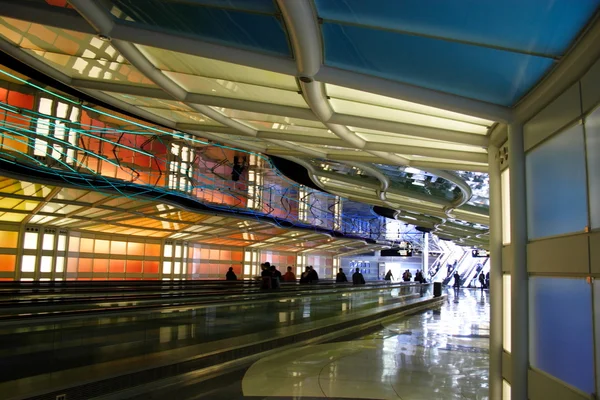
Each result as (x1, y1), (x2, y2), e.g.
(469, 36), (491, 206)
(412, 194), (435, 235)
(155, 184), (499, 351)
(108, 0), (290, 56)
(321, 23), (553, 106)
(585, 106), (600, 229)
(526, 124), (588, 239)
(176, 0), (277, 14)
(315, 0), (599, 56)
(530, 277), (594, 394)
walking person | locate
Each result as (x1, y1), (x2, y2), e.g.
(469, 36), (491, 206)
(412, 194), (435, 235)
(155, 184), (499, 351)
(352, 267), (365, 285)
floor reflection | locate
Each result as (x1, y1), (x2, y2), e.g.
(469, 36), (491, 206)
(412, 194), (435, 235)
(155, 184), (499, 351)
(242, 288), (489, 399)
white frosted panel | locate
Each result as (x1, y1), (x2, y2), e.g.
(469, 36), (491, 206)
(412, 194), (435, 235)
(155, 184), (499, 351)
(501, 169), (511, 245)
(503, 274), (511, 352)
(526, 124), (588, 239)
(585, 106), (600, 228)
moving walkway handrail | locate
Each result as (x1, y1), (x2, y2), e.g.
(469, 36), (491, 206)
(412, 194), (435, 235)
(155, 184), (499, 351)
(0, 282), (430, 324)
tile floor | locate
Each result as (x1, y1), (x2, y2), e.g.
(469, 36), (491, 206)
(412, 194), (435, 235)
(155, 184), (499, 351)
(242, 288), (489, 400)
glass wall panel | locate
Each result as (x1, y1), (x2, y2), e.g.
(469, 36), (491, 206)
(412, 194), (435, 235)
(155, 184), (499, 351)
(529, 277), (594, 394)
(21, 255), (36, 272)
(593, 279), (600, 396)
(502, 381), (511, 400)
(23, 232), (38, 250)
(585, 106), (600, 229)
(42, 234), (54, 251)
(503, 274), (511, 352)
(526, 124), (588, 239)
(501, 169), (511, 245)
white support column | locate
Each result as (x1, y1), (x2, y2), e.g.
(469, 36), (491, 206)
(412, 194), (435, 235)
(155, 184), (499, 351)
(508, 124), (528, 400)
(488, 145), (503, 400)
(422, 233), (429, 276)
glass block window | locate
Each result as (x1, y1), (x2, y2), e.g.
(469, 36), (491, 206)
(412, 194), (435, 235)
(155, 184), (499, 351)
(168, 136), (194, 193)
(247, 154), (263, 210)
(33, 97), (80, 165)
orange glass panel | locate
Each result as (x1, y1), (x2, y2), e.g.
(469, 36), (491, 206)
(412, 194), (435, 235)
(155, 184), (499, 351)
(110, 241), (126, 255)
(209, 249), (219, 260)
(93, 259), (108, 272)
(80, 238), (94, 253)
(200, 248), (210, 259)
(220, 250), (231, 261)
(191, 262), (200, 274)
(78, 258), (93, 272)
(0, 231), (18, 248)
(109, 259), (125, 273)
(232, 265), (242, 275)
(231, 251), (243, 262)
(67, 257), (78, 272)
(68, 236), (80, 252)
(193, 247), (201, 259)
(0, 255), (16, 272)
(143, 260), (159, 274)
(95, 239), (110, 254)
(2, 134), (28, 153)
(209, 263), (219, 275)
(127, 241), (145, 256)
(144, 243), (161, 257)
(126, 260), (142, 273)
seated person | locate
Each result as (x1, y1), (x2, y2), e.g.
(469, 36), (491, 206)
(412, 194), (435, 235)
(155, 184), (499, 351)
(336, 268), (348, 283)
(225, 267), (237, 281)
(352, 267), (365, 285)
(283, 266), (296, 282)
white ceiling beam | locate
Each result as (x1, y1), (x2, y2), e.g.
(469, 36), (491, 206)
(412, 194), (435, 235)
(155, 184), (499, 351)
(316, 66), (513, 124)
(331, 114), (489, 148)
(72, 79), (318, 121)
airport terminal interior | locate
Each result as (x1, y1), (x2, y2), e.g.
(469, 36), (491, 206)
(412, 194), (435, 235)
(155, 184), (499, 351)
(0, 1), (600, 399)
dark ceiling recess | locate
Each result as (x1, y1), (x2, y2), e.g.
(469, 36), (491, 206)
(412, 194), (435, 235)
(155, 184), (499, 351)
(415, 226), (433, 233)
(269, 156), (323, 192)
(372, 206), (396, 219)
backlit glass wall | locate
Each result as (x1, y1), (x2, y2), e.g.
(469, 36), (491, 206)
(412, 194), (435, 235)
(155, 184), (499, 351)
(520, 81), (600, 397)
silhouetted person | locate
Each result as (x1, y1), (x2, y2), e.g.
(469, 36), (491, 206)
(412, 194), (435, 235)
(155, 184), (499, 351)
(336, 268), (348, 283)
(271, 265), (281, 289)
(283, 266), (296, 282)
(486, 271), (490, 289)
(231, 156), (245, 181)
(352, 267), (365, 285)
(415, 270), (424, 284)
(402, 269), (412, 282)
(307, 266), (319, 283)
(453, 271), (461, 288)
(384, 270), (393, 281)
(260, 263), (271, 289)
(300, 266), (310, 284)
(479, 272), (485, 290)
(225, 267), (237, 281)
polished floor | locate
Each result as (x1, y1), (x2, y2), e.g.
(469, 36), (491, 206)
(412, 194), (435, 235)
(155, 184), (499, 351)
(134, 288), (489, 399)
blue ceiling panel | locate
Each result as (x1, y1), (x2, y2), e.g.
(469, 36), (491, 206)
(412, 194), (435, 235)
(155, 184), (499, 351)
(321, 23), (554, 106)
(107, 0), (291, 56)
(175, 0), (279, 14)
(315, 0), (600, 57)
